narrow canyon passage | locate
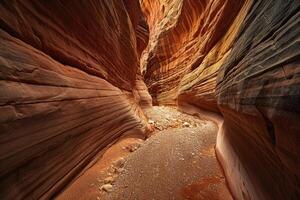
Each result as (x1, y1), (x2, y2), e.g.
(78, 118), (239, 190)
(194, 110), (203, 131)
(58, 107), (231, 200)
(0, 0), (299, 200)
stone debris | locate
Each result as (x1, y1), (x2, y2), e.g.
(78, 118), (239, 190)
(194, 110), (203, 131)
(144, 106), (206, 132)
(183, 122), (191, 127)
(104, 176), (114, 184)
(127, 143), (142, 152)
(148, 119), (155, 124)
(113, 157), (125, 168)
(100, 184), (113, 193)
(115, 167), (124, 173)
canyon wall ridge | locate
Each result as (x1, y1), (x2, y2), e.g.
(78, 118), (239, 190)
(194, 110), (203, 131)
(0, 0), (299, 199)
(141, 0), (300, 199)
(0, 0), (151, 199)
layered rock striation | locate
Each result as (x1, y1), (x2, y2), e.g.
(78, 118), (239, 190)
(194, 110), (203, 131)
(141, 0), (247, 106)
(141, 0), (300, 199)
(0, 0), (151, 199)
(0, 0), (299, 199)
(215, 1), (300, 199)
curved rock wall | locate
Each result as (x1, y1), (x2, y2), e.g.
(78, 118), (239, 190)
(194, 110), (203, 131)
(142, 0), (300, 199)
(216, 0), (300, 199)
(0, 0), (150, 199)
(1, 0), (299, 199)
(141, 0), (246, 105)
(123, 0), (149, 58)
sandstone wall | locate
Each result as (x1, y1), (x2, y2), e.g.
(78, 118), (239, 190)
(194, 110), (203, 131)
(141, 0), (246, 106)
(0, 0), (150, 199)
(1, 0), (299, 199)
(141, 0), (300, 199)
(216, 0), (300, 199)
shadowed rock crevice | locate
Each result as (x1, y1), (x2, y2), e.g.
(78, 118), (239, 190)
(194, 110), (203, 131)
(0, 0), (299, 199)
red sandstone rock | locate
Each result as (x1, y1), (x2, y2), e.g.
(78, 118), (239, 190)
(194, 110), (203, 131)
(0, 0), (299, 199)
(141, 0), (246, 106)
(123, 0), (149, 58)
(0, 0), (139, 90)
(134, 75), (153, 109)
(215, 1), (300, 199)
(141, 0), (300, 199)
(0, 1), (150, 199)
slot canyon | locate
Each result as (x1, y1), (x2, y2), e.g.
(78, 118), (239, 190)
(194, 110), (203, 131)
(0, 0), (299, 199)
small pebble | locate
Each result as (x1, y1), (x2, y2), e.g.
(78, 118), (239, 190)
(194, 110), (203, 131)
(104, 176), (114, 184)
(183, 122), (190, 127)
(100, 184), (113, 193)
(113, 157), (125, 168)
(148, 119), (155, 124)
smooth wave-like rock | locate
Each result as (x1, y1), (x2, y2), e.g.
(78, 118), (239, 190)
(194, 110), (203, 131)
(141, 0), (246, 106)
(0, 0), (139, 90)
(141, 0), (300, 199)
(0, 0), (150, 199)
(215, 0), (300, 199)
(1, 0), (299, 199)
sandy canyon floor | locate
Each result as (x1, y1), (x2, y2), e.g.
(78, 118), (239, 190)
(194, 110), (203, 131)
(57, 106), (232, 200)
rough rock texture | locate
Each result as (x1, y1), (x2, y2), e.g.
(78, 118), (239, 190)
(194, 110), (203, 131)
(0, 0), (150, 199)
(141, 0), (300, 199)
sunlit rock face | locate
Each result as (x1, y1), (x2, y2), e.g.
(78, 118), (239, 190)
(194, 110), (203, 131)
(0, 0), (299, 199)
(141, 0), (247, 107)
(142, 0), (300, 199)
(0, 0), (150, 199)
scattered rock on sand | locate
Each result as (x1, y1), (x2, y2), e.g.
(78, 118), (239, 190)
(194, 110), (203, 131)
(104, 176), (114, 184)
(155, 126), (163, 131)
(100, 184), (113, 193)
(148, 119), (155, 124)
(116, 168), (124, 173)
(183, 122), (191, 127)
(126, 143), (141, 152)
(113, 157), (125, 168)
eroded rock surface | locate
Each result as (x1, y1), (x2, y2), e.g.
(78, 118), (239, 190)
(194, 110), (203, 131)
(0, 1), (150, 199)
(141, 0), (300, 199)
(141, 0), (248, 106)
(0, 0), (299, 199)
(215, 1), (300, 199)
